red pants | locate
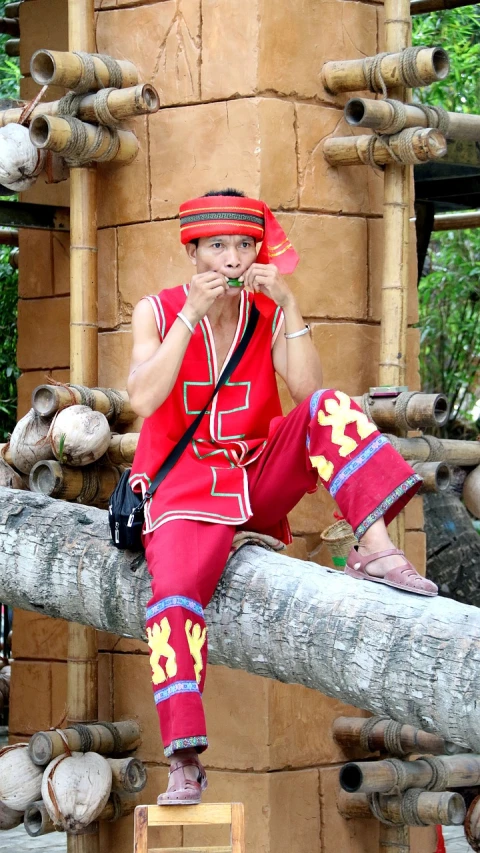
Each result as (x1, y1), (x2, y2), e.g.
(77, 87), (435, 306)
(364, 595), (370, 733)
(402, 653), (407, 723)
(144, 391), (420, 756)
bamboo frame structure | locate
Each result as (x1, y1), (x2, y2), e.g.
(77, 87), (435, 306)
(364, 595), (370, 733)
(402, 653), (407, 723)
(29, 115), (139, 165)
(321, 47), (449, 95)
(344, 97), (480, 140)
(24, 794), (137, 837)
(29, 721), (141, 765)
(0, 85), (159, 128)
(337, 790), (466, 826)
(31, 49), (138, 92)
(29, 459), (122, 504)
(67, 6), (100, 853)
(332, 716), (460, 755)
(32, 383), (134, 424)
(433, 210), (480, 231)
(0, 16), (19, 36)
(323, 128), (447, 167)
(340, 755), (480, 794)
(355, 391), (449, 433)
(386, 435), (480, 466)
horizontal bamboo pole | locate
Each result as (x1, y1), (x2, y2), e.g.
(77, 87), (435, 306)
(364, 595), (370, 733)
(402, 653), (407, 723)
(322, 47), (449, 95)
(24, 793), (137, 836)
(28, 721), (141, 766)
(107, 757), (147, 794)
(0, 228), (18, 246)
(409, 461), (450, 493)
(0, 16), (19, 36)
(353, 392), (449, 433)
(29, 460), (122, 505)
(340, 754), (480, 794)
(107, 433), (138, 465)
(32, 384), (134, 424)
(9, 246), (18, 269)
(433, 210), (480, 231)
(0, 85), (160, 128)
(29, 115), (138, 165)
(411, 0), (478, 13)
(5, 2), (22, 17)
(337, 790), (466, 826)
(345, 97), (480, 141)
(31, 49), (138, 92)
(333, 716), (460, 755)
(324, 128), (447, 167)
(5, 38), (19, 57)
(387, 435), (480, 466)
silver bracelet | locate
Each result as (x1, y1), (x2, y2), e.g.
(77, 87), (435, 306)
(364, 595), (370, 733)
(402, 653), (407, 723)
(177, 311), (195, 334)
(284, 324), (310, 340)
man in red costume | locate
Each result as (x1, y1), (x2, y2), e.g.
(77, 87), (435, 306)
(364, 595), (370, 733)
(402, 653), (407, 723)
(127, 189), (437, 805)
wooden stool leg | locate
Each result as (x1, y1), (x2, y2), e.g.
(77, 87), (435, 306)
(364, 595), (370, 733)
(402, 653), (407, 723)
(134, 805), (149, 853)
(231, 803), (245, 853)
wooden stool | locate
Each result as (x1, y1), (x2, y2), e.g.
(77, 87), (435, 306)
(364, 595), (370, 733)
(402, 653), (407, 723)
(133, 803), (245, 853)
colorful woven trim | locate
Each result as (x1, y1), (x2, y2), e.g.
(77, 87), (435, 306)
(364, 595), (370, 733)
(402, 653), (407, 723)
(179, 197), (265, 244)
(354, 474), (422, 539)
(154, 680), (200, 705)
(146, 596), (204, 622)
(329, 435), (389, 499)
(164, 735), (208, 758)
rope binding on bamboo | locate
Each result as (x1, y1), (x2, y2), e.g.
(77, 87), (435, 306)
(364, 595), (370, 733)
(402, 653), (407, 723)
(420, 756), (449, 791)
(58, 88), (122, 127)
(399, 790), (428, 826)
(368, 792), (399, 826)
(71, 51), (123, 93)
(363, 46), (432, 96)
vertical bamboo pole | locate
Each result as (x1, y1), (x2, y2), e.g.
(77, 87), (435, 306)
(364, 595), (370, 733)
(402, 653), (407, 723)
(380, 0), (412, 554)
(379, 825), (410, 853)
(67, 3), (99, 853)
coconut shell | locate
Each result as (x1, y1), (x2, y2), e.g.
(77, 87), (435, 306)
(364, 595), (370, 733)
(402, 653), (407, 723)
(463, 465), (480, 520)
(0, 744), (43, 811)
(41, 752), (112, 833)
(0, 458), (25, 490)
(0, 799), (23, 829)
(50, 405), (111, 467)
(9, 409), (54, 475)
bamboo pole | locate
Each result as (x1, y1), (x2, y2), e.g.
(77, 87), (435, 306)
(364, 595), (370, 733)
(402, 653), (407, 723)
(411, 0), (479, 13)
(0, 443), (15, 467)
(433, 210), (480, 231)
(321, 47), (449, 95)
(107, 433), (138, 465)
(32, 384), (134, 424)
(29, 460), (122, 505)
(28, 721), (142, 766)
(0, 16), (19, 36)
(386, 435), (480, 466)
(67, 7), (99, 853)
(107, 757), (147, 794)
(24, 800), (57, 837)
(323, 128), (447, 167)
(344, 97), (480, 141)
(332, 716), (459, 755)
(5, 3), (22, 17)
(5, 38), (19, 56)
(354, 391), (449, 433)
(465, 795), (480, 851)
(0, 228), (18, 246)
(0, 85), (159, 128)
(409, 461), (450, 493)
(380, 825), (410, 852)
(30, 49), (138, 92)
(337, 790), (466, 826)
(29, 115), (139, 165)
(340, 754), (480, 794)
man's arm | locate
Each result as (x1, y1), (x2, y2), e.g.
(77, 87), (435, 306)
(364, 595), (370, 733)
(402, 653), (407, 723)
(127, 273), (228, 418)
(243, 263), (323, 404)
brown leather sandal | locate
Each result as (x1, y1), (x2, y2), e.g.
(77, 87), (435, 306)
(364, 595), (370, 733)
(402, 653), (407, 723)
(345, 547), (438, 596)
(157, 756), (208, 806)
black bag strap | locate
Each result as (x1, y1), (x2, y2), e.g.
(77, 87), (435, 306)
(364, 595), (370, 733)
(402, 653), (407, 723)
(145, 302), (260, 500)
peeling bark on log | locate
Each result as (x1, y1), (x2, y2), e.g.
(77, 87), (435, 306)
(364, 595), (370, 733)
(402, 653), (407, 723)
(425, 489), (480, 607)
(0, 487), (480, 751)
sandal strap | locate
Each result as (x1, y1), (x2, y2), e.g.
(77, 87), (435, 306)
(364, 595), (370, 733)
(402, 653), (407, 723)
(349, 548), (404, 570)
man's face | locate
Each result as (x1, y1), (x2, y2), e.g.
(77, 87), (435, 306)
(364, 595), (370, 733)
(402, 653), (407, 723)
(186, 234), (258, 283)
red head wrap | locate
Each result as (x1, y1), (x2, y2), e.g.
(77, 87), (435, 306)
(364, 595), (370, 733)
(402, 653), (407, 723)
(179, 195), (299, 274)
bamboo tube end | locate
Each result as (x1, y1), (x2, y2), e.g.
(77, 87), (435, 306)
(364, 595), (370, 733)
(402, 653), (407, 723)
(24, 801), (56, 837)
(125, 758), (147, 793)
(28, 731), (54, 766)
(30, 49), (56, 85)
(430, 47), (450, 80)
(29, 115), (52, 149)
(345, 99), (369, 127)
(340, 763), (363, 793)
(447, 792), (467, 826)
(31, 385), (58, 418)
(141, 84), (160, 113)
(29, 460), (63, 496)
(432, 393), (449, 426)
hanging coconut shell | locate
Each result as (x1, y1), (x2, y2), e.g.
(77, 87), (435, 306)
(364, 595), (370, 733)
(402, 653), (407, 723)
(0, 744), (43, 811)
(0, 124), (45, 192)
(0, 799), (23, 830)
(0, 457), (24, 490)
(41, 751), (112, 833)
(49, 405), (111, 467)
(9, 409), (53, 475)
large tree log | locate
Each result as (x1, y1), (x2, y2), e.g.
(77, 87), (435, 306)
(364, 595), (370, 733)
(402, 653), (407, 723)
(425, 489), (480, 607)
(0, 487), (479, 751)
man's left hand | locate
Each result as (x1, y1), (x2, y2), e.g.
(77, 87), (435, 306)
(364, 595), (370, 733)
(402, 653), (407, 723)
(243, 263), (293, 308)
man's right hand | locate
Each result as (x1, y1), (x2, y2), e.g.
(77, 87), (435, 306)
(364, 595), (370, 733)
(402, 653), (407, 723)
(183, 272), (227, 325)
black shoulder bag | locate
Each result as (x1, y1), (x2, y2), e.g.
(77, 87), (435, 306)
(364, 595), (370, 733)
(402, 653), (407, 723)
(109, 303), (260, 551)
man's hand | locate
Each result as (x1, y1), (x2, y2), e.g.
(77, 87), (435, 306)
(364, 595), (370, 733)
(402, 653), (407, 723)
(184, 272), (228, 325)
(243, 263), (293, 308)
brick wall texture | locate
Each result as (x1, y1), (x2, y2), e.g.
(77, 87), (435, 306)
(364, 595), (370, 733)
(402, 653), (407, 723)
(12, 1), (432, 851)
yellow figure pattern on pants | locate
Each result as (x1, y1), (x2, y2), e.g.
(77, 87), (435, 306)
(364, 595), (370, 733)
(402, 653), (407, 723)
(185, 619), (208, 684)
(147, 618), (178, 685)
(317, 391), (376, 457)
(309, 454), (334, 482)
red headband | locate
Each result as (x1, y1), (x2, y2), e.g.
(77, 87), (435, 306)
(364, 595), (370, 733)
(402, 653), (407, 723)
(179, 196), (299, 274)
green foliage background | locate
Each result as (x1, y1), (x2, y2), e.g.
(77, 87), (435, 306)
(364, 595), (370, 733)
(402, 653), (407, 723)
(0, 0), (20, 441)
(413, 9), (480, 433)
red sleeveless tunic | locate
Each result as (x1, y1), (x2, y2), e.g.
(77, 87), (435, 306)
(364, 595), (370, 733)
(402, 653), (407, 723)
(129, 285), (286, 535)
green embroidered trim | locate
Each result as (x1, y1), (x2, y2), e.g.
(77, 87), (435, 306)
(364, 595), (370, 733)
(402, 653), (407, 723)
(217, 380), (251, 440)
(192, 439), (231, 463)
(183, 321), (214, 415)
(272, 305), (282, 336)
(210, 467), (242, 501)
